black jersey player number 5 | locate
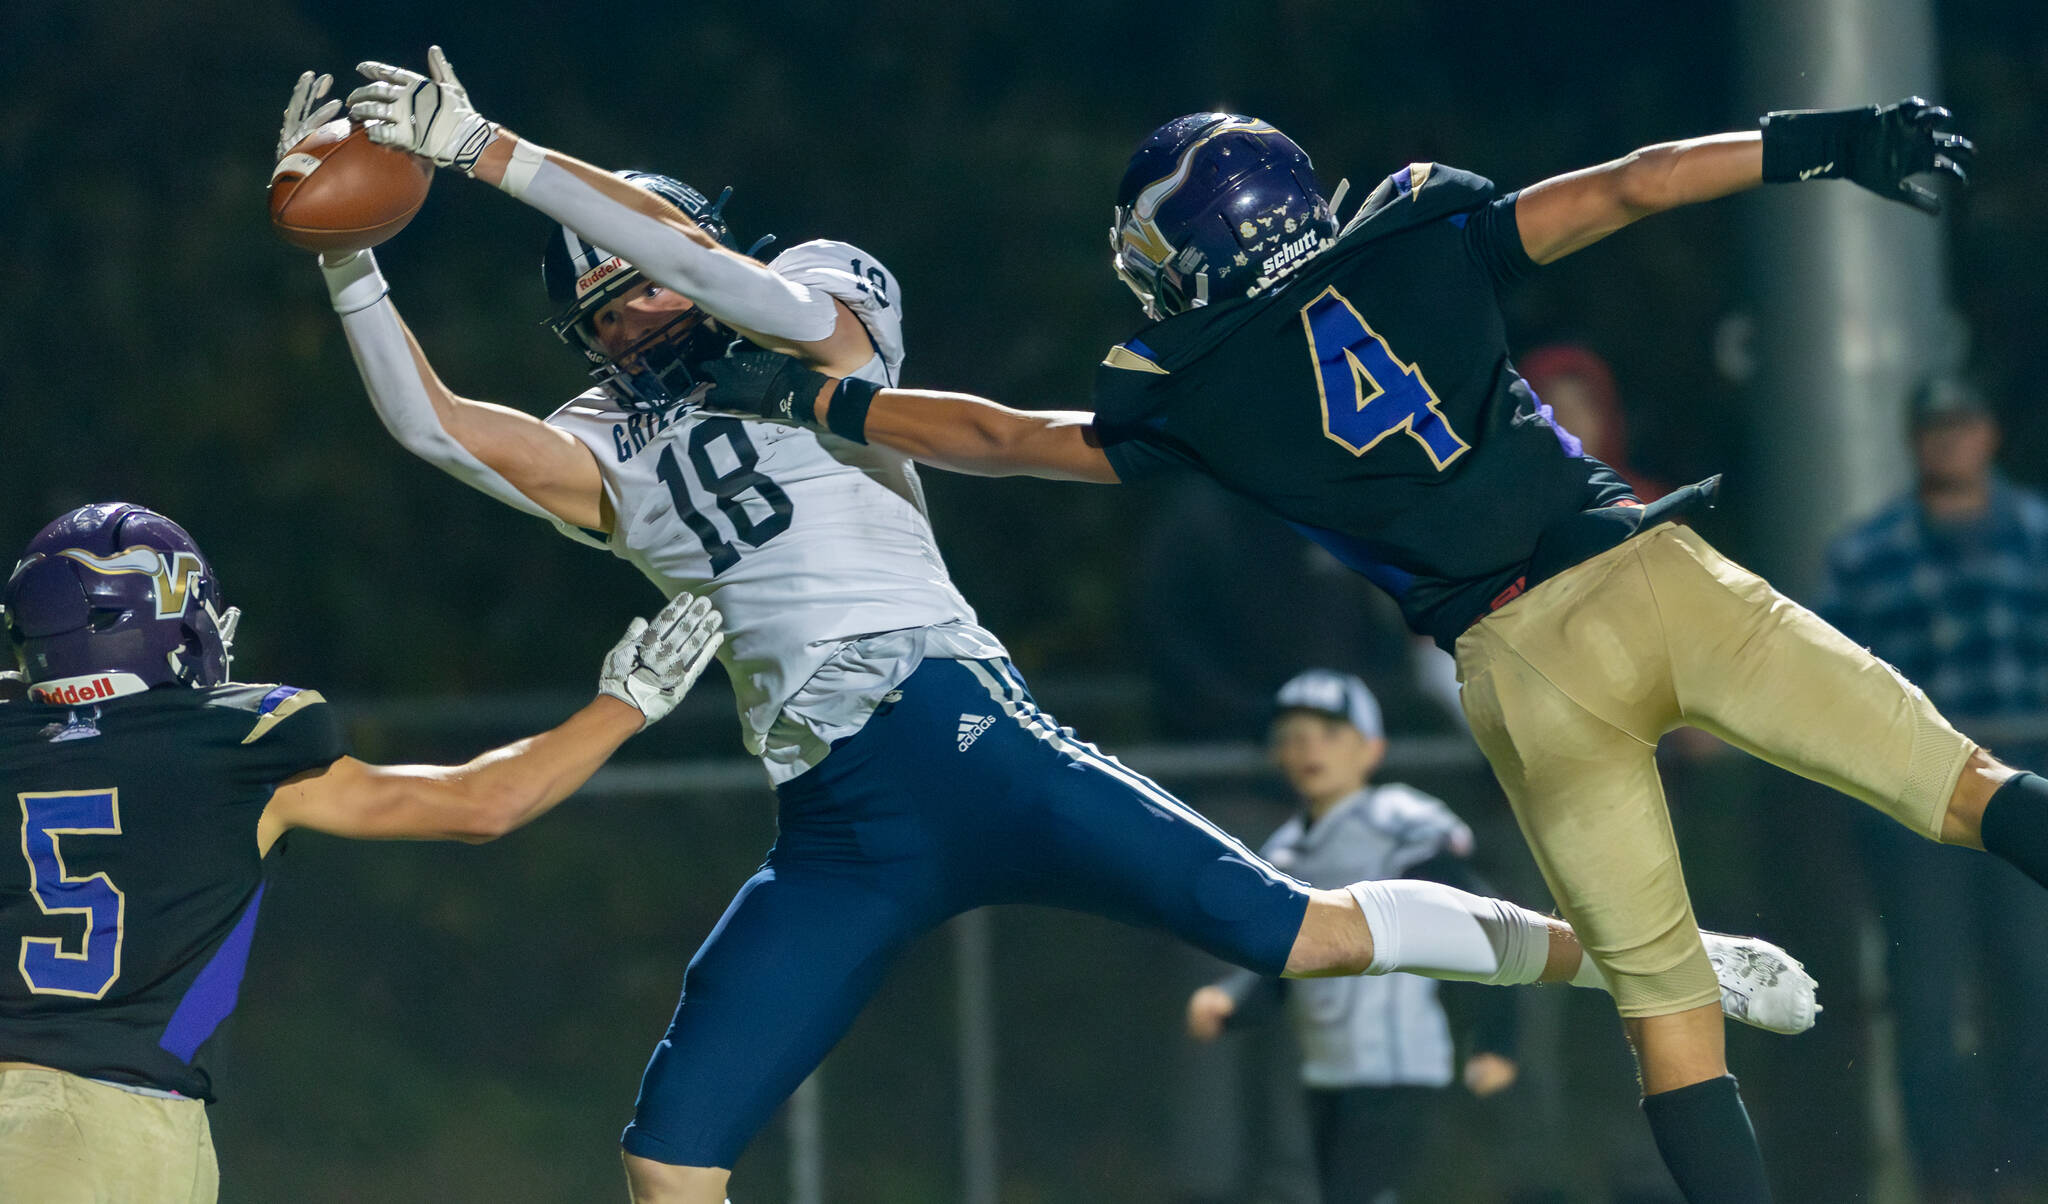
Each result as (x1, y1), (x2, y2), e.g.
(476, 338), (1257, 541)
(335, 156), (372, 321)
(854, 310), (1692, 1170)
(655, 418), (794, 574)
(17, 788), (126, 999)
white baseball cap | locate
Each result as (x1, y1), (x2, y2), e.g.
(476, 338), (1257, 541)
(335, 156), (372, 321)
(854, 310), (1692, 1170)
(1273, 668), (1383, 739)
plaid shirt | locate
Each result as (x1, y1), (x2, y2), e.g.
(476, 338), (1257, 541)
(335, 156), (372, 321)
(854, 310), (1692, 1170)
(1820, 480), (2048, 741)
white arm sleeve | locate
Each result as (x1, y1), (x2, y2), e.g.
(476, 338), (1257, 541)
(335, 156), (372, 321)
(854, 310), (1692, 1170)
(512, 152), (840, 343)
(320, 250), (606, 547)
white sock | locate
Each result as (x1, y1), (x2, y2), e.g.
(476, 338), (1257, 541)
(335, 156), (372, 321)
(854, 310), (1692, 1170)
(1345, 879), (1554, 985)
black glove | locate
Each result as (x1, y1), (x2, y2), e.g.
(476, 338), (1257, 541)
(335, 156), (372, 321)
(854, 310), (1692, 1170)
(1760, 96), (1974, 214)
(699, 351), (832, 424)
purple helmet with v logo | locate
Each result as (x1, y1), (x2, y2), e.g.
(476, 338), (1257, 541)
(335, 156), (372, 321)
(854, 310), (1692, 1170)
(1111, 113), (1338, 320)
(4, 503), (239, 695)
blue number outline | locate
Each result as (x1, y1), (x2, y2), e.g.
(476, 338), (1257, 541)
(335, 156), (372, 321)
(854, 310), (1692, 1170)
(17, 789), (126, 1000)
(1299, 284), (1470, 469)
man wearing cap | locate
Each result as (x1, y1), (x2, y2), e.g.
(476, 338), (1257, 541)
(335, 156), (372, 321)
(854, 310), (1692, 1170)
(1186, 669), (1522, 1204)
(1820, 377), (2048, 1200)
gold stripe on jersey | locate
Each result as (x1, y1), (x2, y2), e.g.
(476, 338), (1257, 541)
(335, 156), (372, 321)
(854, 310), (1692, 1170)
(240, 690), (326, 746)
(1102, 344), (1170, 375)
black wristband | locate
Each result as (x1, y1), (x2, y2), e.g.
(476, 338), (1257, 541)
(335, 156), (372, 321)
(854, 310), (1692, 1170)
(788, 371), (822, 426)
(826, 376), (881, 444)
(1759, 105), (1867, 183)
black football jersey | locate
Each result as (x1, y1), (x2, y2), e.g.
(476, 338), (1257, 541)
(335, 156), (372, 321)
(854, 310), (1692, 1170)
(1092, 163), (1645, 647)
(0, 683), (343, 1099)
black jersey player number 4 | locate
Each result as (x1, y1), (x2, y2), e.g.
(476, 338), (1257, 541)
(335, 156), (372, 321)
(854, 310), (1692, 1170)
(654, 416), (795, 574)
(1301, 286), (1468, 469)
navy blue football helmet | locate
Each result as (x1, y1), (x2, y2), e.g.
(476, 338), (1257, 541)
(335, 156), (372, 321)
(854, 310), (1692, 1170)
(541, 172), (776, 410)
(1111, 114), (1338, 319)
(4, 503), (238, 694)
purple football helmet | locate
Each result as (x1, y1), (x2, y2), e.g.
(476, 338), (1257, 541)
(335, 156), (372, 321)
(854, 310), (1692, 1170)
(4, 503), (238, 691)
(1111, 113), (1338, 320)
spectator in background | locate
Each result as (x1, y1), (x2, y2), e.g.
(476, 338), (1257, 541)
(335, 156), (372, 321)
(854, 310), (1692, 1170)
(1518, 344), (1669, 502)
(1185, 670), (1518, 1204)
(1820, 376), (2048, 1203)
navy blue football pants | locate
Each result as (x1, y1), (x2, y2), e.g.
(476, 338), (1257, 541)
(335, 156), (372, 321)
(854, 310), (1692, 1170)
(621, 657), (1312, 1169)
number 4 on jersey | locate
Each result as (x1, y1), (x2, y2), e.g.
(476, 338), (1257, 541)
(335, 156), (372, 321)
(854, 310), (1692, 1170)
(1300, 286), (1469, 469)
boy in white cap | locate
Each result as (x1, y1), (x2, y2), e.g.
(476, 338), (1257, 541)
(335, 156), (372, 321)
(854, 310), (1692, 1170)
(1186, 668), (1521, 1203)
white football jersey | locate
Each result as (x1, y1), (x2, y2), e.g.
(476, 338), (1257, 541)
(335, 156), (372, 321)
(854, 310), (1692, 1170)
(546, 240), (1004, 780)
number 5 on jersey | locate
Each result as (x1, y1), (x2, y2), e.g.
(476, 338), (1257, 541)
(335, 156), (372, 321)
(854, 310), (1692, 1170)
(18, 789), (125, 999)
(1300, 286), (1469, 469)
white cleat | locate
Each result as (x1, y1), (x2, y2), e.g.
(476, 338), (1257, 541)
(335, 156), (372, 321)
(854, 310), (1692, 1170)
(1703, 931), (1821, 1035)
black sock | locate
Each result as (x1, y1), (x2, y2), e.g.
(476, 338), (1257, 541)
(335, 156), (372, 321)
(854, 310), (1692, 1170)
(1982, 771), (2048, 890)
(1640, 1075), (1772, 1203)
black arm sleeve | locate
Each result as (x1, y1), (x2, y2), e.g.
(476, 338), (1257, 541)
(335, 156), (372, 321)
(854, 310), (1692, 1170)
(1463, 192), (1540, 289)
(1409, 851), (1521, 1059)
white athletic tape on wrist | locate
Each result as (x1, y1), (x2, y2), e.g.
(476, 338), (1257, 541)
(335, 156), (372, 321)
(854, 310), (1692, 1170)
(320, 248), (389, 315)
(499, 137), (548, 199)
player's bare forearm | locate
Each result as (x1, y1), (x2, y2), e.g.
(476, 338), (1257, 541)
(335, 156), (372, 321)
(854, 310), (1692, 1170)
(406, 694), (645, 841)
(1515, 132), (1762, 264)
(259, 696), (643, 850)
(819, 385), (1120, 483)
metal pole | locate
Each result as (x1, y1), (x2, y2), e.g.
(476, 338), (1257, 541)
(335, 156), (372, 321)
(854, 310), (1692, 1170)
(1736, 0), (1959, 597)
(1738, 5), (1953, 1199)
(789, 1070), (824, 1204)
(955, 909), (999, 1204)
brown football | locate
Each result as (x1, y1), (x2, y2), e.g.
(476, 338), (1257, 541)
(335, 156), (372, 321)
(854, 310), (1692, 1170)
(268, 119), (433, 253)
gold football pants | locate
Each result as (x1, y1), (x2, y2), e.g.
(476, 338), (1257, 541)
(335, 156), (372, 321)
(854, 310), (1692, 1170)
(1455, 523), (1974, 1017)
(0, 1065), (218, 1203)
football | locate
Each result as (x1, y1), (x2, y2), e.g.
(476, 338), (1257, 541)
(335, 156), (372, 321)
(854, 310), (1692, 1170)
(268, 119), (433, 253)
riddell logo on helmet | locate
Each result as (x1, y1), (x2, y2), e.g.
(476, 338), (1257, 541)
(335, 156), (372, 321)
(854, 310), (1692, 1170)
(576, 256), (629, 299)
(31, 677), (118, 705)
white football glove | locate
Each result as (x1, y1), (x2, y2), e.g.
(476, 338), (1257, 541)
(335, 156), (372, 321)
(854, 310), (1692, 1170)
(599, 592), (723, 730)
(276, 69), (341, 163)
(347, 45), (497, 174)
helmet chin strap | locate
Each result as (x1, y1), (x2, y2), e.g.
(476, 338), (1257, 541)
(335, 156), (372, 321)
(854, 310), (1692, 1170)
(1326, 177), (1353, 227)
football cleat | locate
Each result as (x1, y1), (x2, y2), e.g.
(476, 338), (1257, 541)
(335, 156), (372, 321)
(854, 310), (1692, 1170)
(1704, 931), (1821, 1035)
(541, 172), (775, 411)
(5, 503), (238, 691)
(1111, 113), (1338, 320)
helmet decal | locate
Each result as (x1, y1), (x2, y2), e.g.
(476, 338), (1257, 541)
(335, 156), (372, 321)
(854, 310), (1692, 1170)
(54, 547), (209, 621)
(1132, 117), (1280, 221)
